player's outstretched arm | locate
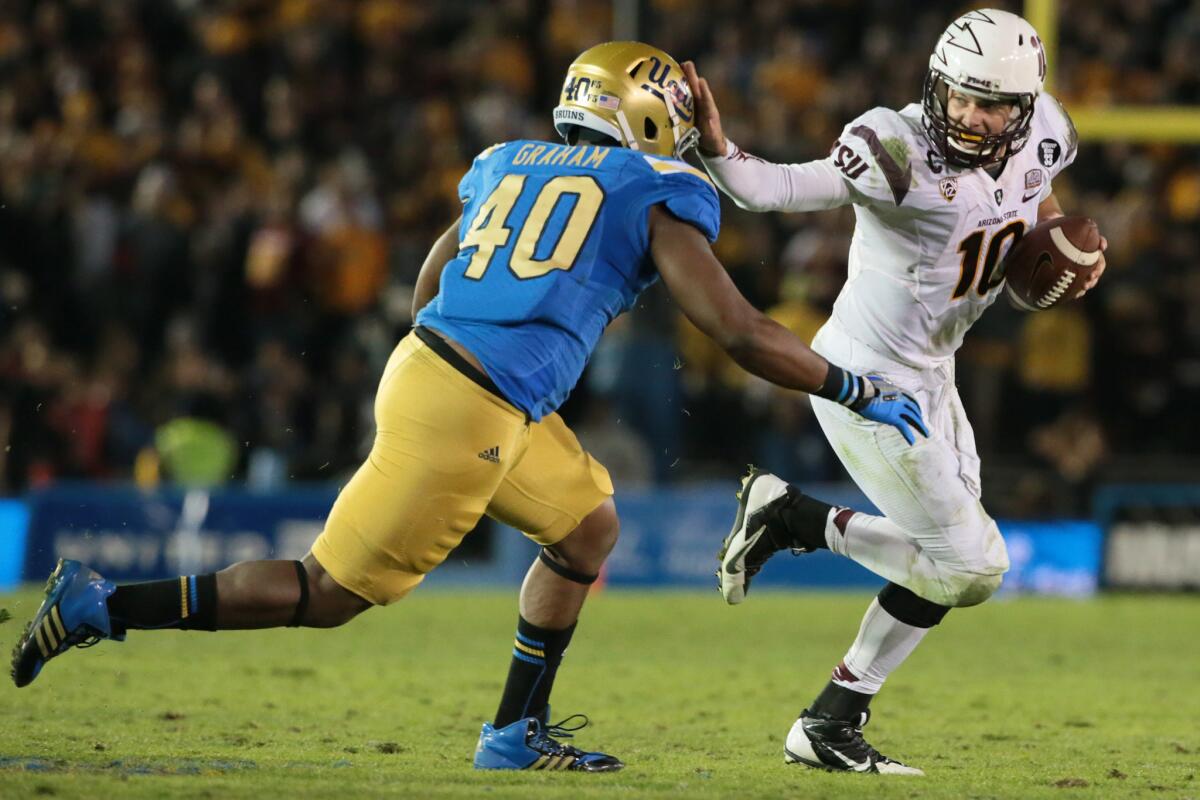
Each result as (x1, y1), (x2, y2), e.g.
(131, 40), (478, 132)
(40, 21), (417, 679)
(682, 62), (850, 214)
(411, 216), (463, 320)
(649, 206), (927, 444)
(650, 205), (824, 391)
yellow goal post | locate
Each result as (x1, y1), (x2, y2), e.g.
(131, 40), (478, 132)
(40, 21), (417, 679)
(1025, 0), (1200, 142)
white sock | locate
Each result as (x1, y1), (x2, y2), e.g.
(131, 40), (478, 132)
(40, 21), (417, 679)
(830, 598), (930, 694)
(823, 509), (960, 607)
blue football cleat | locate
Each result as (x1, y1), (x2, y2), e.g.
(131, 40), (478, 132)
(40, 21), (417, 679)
(11, 559), (123, 688)
(474, 714), (624, 772)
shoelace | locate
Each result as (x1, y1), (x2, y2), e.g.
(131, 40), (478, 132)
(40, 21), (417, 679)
(528, 714), (592, 756)
(826, 718), (884, 763)
(544, 713), (589, 739)
(59, 613), (103, 649)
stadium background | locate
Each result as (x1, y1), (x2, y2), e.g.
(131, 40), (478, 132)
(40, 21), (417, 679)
(1, 0), (1199, 593)
(2, 2), (1199, 798)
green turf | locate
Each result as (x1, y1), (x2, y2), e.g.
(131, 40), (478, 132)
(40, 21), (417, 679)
(1, 587), (1197, 799)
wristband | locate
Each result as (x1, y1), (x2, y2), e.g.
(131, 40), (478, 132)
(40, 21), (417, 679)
(815, 364), (871, 409)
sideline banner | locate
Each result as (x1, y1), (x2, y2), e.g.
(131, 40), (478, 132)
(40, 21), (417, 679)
(22, 486), (335, 583)
(603, 486), (1100, 595)
(0, 499), (29, 590)
(12, 483), (1101, 595)
(1094, 485), (1200, 590)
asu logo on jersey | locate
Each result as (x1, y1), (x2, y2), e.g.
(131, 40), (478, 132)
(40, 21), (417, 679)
(815, 89), (1076, 369)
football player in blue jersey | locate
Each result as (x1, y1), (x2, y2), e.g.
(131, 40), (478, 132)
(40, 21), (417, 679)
(11, 42), (926, 771)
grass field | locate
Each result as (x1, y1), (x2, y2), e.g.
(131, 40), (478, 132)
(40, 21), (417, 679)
(1, 587), (1197, 799)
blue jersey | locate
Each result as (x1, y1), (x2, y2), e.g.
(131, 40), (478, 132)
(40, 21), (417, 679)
(416, 140), (720, 421)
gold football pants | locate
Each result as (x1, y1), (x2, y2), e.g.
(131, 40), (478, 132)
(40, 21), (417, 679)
(311, 332), (613, 604)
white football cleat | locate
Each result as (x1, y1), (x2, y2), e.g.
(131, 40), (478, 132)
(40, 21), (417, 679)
(716, 468), (792, 605)
(784, 709), (924, 776)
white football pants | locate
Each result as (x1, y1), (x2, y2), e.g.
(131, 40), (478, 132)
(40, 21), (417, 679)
(810, 321), (1009, 607)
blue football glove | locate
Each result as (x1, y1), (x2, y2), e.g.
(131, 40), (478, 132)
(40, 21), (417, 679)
(848, 375), (930, 446)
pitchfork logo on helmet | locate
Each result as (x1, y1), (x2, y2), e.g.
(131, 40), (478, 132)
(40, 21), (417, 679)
(553, 41), (700, 159)
(922, 9), (1045, 169)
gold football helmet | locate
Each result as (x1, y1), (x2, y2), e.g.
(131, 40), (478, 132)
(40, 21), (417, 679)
(553, 41), (700, 159)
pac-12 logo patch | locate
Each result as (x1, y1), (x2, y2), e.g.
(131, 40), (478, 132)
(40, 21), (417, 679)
(938, 176), (958, 202)
(1038, 138), (1061, 167)
(1024, 169), (1044, 190)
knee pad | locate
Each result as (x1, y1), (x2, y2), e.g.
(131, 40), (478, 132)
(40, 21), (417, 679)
(947, 571), (1003, 607)
(942, 518), (1008, 607)
(980, 520), (1010, 575)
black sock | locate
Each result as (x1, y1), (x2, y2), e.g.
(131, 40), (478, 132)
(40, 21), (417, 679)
(807, 680), (873, 721)
(106, 574), (219, 632)
(493, 617), (576, 728)
(763, 490), (833, 552)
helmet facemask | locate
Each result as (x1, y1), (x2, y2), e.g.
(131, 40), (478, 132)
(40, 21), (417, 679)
(921, 9), (1046, 170)
(922, 71), (1035, 170)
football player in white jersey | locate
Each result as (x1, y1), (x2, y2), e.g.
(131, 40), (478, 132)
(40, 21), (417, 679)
(688, 9), (1107, 774)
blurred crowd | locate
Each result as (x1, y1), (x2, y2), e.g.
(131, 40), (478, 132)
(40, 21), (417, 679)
(1, 0), (1198, 515)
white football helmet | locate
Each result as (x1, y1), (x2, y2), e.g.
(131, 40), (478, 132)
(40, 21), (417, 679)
(922, 9), (1046, 169)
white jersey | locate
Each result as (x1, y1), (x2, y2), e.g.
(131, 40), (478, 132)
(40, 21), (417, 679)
(824, 96), (1076, 368)
(703, 94), (1078, 370)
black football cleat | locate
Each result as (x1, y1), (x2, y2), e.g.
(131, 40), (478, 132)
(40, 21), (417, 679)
(785, 708), (924, 775)
(717, 468), (811, 604)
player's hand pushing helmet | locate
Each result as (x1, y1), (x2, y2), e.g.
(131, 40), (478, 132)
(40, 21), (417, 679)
(554, 41), (700, 159)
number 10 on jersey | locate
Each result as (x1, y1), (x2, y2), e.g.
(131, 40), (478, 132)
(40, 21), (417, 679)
(952, 220), (1026, 299)
(460, 175), (605, 281)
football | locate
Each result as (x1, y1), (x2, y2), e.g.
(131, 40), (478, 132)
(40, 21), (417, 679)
(1003, 216), (1102, 310)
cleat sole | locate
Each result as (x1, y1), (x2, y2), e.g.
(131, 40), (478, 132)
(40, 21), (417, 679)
(11, 559), (71, 688)
(784, 746), (828, 770)
(717, 467), (773, 603)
